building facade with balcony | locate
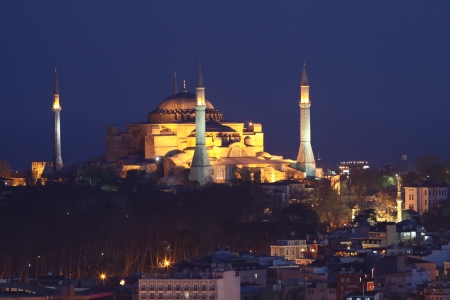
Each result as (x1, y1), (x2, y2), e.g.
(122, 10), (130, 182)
(270, 239), (307, 261)
(138, 269), (240, 300)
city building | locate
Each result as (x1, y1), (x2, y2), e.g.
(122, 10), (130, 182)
(138, 269), (240, 300)
(339, 162), (370, 174)
(404, 180), (449, 214)
(270, 240), (308, 261)
(306, 281), (337, 300)
(337, 272), (373, 300)
(418, 280), (450, 300)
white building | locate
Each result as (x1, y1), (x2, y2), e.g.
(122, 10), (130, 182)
(138, 269), (240, 300)
(270, 239), (307, 261)
(404, 180), (449, 214)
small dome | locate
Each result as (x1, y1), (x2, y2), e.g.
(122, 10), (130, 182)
(256, 151), (272, 159)
(172, 152), (192, 164)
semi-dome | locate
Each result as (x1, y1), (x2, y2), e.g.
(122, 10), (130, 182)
(148, 91), (223, 123)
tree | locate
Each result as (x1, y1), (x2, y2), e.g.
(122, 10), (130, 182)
(425, 164), (447, 182)
(306, 185), (350, 230)
(415, 154), (441, 174)
(276, 203), (320, 237)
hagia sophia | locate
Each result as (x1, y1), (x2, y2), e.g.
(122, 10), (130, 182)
(24, 63), (320, 186)
(104, 63), (318, 185)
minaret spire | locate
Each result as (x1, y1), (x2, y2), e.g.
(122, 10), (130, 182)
(53, 67), (60, 96)
(189, 62), (213, 185)
(301, 61), (309, 86)
(196, 61), (204, 88)
(173, 71), (178, 94)
(52, 68), (63, 172)
(296, 61), (315, 177)
(182, 80), (187, 92)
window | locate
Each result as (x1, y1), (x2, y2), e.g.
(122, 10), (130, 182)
(285, 249), (289, 255)
(425, 190), (427, 195)
(425, 200), (427, 205)
(254, 274), (258, 279)
(292, 249), (295, 255)
(341, 278), (344, 282)
(141, 293), (146, 299)
(150, 293), (155, 299)
(184, 292), (189, 299)
(346, 278), (350, 283)
(168, 284), (172, 291)
(158, 293), (163, 299)
(150, 284), (155, 291)
(193, 284), (198, 291)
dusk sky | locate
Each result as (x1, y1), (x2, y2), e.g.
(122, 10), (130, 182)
(1, 1), (450, 171)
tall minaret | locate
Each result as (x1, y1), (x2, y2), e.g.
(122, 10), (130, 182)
(52, 68), (63, 172)
(188, 63), (213, 185)
(396, 175), (403, 222)
(296, 62), (316, 177)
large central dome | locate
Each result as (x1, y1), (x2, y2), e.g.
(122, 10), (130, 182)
(158, 91), (215, 110)
(148, 91), (223, 123)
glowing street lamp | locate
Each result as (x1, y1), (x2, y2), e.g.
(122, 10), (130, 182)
(120, 279), (125, 286)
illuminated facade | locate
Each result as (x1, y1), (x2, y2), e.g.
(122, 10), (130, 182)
(404, 180), (449, 214)
(138, 270), (240, 300)
(52, 68), (63, 172)
(296, 63), (316, 177)
(270, 239), (307, 260)
(105, 66), (306, 183)
(339, 161), (369, 174)
(105, 77), (264, 164)
(32, 161), (53, 184)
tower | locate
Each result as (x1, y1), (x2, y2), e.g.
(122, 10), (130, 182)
(52, 68), (63, 172)
(188, 63), (213, 185)
(396, 175), (403, 222)
(296, 62), (315, 177)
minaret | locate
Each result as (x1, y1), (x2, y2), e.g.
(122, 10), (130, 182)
(173, 71), (178, 94)
(296, 62), (315, 177)
(396, 175), (403, 222)
(52, 68), (63, 172)
(188, 63), (213, 185)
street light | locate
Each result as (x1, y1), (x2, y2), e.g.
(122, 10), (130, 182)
(304, 276), (308, 300)
(360, 275), (366, 300)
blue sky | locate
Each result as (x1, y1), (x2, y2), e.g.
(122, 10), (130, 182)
(1, 1), (450, 170)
